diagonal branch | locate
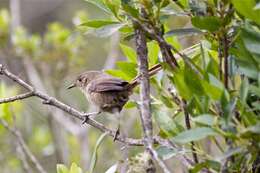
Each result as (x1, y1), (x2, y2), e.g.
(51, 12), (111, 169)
(0, 64), (143, 146)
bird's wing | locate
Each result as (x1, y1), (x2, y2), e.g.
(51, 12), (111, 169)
(88, 77), (129, 92)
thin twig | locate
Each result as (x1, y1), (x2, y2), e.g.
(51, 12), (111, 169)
(182, 100), (199, 164)
(0, 118), (47, 173)
(0, 92), (34, 104)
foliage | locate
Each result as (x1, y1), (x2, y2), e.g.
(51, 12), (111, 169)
(0, 0), (260, 172)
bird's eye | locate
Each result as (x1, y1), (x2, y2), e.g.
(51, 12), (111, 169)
(78, 78), (82, 82)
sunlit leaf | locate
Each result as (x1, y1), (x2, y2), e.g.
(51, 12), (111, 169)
(57, 164), (69, 173)
(80, 20), (119, 28)
(120, 44), (137, 62)
(70, 163), (83, 173)
(116, 61), (137, 78)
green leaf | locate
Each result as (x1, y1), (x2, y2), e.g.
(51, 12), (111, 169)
(191, 16), (221, 32)
(57, 164), (69, 173)
(70, 163), (82, 173)
(156, 146), (183, 160)
(241, 27), (260, 55)
(231, 37), (259, 79)
(80, 20), (119, 28)
(105, 69), (132, 81)
(89, 132), (108, 173)
(104, 0), (120, 18)
(147, 41), (159, 65)
(120, 44), (137, 62)
(121, 3), (139, 18)
(172, 127), (218, 144)
(165, 28), (202, 37)
(192, 114), (215, 126)
(172, 69), (192, 100)
(232, 0), (260, 25)
(105, 163), (118, 173)
(153, 107), (179, 137)
(184, 64), (205, 96)
(116, 61), (137, 78)
(124, 101), (137, 109)
(201, 80), (222, 100)
(240, 77), (249, 103)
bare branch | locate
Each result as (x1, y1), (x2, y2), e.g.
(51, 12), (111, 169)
(0, 92), (34, 104)
(0, 118), (47, 173)
(134, 14), (171, 173)
(16, 144), (33, 173)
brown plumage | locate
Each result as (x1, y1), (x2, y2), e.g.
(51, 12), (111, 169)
(67, 64), (162, 140)
(67, 63), (161, 114)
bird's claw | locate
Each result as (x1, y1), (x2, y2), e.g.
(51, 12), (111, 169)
(113, 128), (120, 141)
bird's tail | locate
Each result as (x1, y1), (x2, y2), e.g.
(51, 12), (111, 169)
(127, 63), (162, 90)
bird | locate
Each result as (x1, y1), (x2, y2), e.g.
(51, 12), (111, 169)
(67, 64), (162, 140)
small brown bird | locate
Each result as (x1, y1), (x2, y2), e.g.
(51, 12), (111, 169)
(67, 64), (161, 140)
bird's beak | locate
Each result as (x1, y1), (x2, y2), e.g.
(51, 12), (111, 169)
(67, 83), (76, 89)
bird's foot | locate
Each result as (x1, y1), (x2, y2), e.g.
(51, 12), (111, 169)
(113, 128), (120, 141)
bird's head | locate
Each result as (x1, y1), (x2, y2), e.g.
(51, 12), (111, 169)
(67, 71), (104, 89)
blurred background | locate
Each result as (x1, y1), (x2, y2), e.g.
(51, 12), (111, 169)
(0, 0), (200, 172)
